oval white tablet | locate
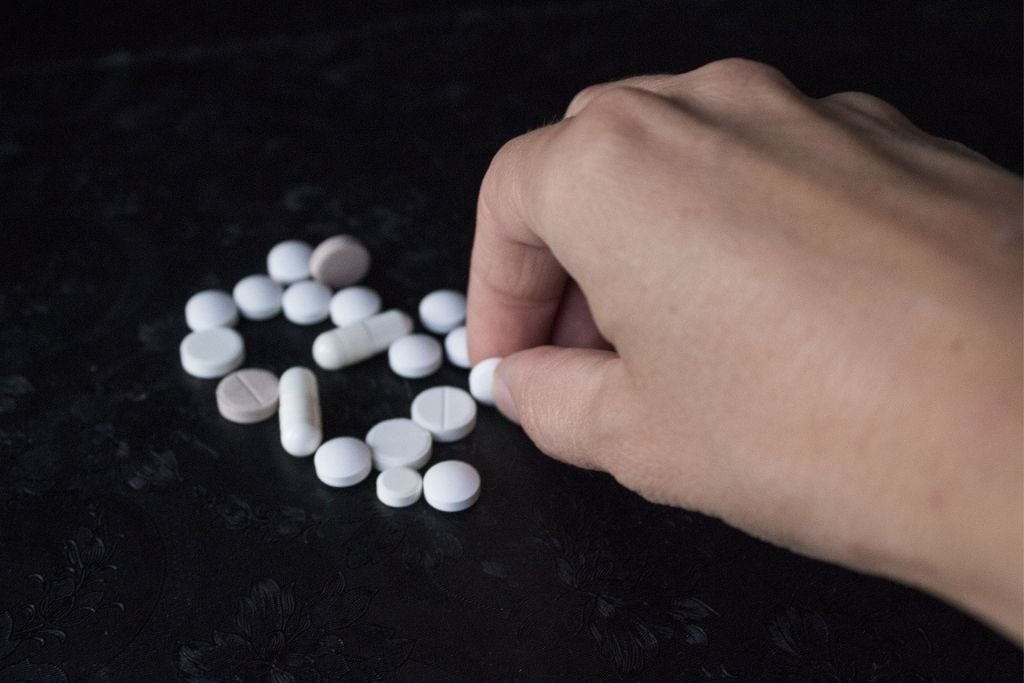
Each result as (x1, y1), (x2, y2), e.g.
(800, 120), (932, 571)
(232, 274), (283, 320)
(411, 386), (477, 442)
(418, 289), (467, 334)
(282, 280), (332, 325)
(267, 240), (313, 284)
(180, 327), (245, 379)
(185, 290), (238, 331)
(423, 460), (480, 512)
(388, 334), (443, 379)
(365, 418), (432, 471)
(314, 437), (372, 487)
(376, 467), (423, 508)
(468, 357), (502, 406)
(329, 286), (382, 328)
(444, 326), (470, 368)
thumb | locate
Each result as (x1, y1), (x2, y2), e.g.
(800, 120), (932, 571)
(492, 345), (631, 472)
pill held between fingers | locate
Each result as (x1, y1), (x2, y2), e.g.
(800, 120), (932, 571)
(365, 418), (432, 471)
(233, 274), (283, 320)
(278, 366), (322, 457)
(423, 460), (480, 512)
(376, 467), (423, 508)
(411, 386), (477, 442)
(418, 289), (467, 334)
(282, 280), (332, 325)
(313, 309), (413, 370)
(444, 326), (470, 368)
(185, 290), (238, 331)
(180, 327), (246, 379)
(469, 357), (502, 406)
(388, 334), (443, 379)
(267, 240), (313, 284)
(310, 235), (371, 289)
(216, 368), (279, 424)
(329, 286), (382, 327)
(314, 437), (373, 487)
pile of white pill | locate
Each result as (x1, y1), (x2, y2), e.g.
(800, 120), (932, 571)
(179, 235), (501, 512)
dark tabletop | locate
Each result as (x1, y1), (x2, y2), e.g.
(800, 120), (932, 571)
(1, 2), (1021, 680)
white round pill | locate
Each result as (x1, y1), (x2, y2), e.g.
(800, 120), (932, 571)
(232, 274), (283, 320)
(423, 460), (480, 512)
(267, 240), (313, 284)
(388, 334), (443, 379)
(411, 386), (477, 442)
(365, 418), (432, 471)
(469, 357), (502, 406)
(282, 280), (332, 325)
(314, 437), (372, 488)
(444, 326), (470, 368)
(329, 286), (382, 328)
(180, 327), (245, 379)
(376, 467), (423, 508)
(185, 290), (238, 331)
(418, 289), (467, 334)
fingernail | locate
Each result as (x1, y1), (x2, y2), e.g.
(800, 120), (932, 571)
(491, 365), (519, 424)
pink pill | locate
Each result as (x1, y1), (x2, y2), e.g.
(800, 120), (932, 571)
(215, 368), (280, 424)
(309, 235), (371, 289)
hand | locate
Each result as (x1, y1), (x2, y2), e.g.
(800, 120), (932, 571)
(466, 59), (1023, 640)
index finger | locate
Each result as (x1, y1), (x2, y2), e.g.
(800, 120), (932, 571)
(466, 124), (569, 363)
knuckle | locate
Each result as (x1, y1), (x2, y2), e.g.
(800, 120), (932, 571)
(558, 87), (654, 167)
(692, 58), (802, 110)
(566, 74), (677, 118)
(822, 91), (908, 123)
(565, 82), (608, 117)
(700, 57), (790, 88)
(577, 86), (652, 130)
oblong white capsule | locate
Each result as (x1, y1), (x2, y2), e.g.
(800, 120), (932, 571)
(278, 366), (322, 457)
(312, 309), (413, 370)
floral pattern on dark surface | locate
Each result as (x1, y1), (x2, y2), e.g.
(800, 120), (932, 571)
(0, 512), (122, 682)
(0, 414), (184, 498)
(194, 485), (464, 574)
(483, 483), (720, 676)
(0, 361), (219, 499)
(196, 488), (331, 544)
(176, 574), (412, 681)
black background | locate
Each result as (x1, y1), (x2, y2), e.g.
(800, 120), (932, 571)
(1, 1), (1021, 680)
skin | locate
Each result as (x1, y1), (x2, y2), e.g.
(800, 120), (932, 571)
(466, 59), (1023, 641)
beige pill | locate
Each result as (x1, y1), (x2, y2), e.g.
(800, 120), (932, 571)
(309, 235), (371, 289)
(216, 368), (280, 424)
